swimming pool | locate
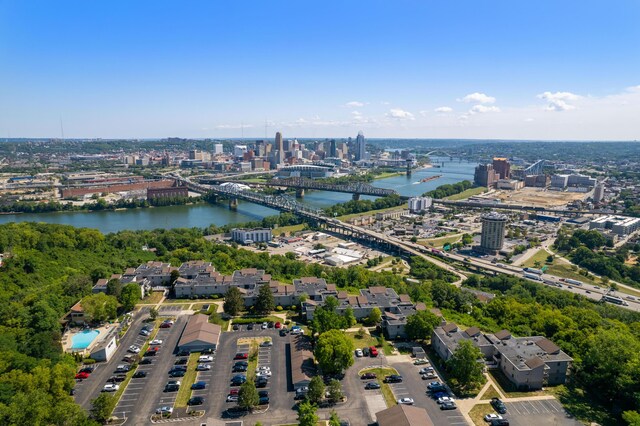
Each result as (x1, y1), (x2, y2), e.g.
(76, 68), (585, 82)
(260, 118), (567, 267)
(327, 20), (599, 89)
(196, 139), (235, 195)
(71, 329), (100, 350)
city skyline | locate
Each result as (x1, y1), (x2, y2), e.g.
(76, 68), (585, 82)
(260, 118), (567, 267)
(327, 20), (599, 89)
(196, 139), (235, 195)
(1, 1), (639, 140)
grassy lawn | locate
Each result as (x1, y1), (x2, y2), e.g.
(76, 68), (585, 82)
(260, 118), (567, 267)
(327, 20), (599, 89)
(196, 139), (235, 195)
(614, 285), (640, 297)
(521, 249), (552, 268)
(141, 291), (164, 305)
(175, 352), (200, 408)
(373, 171), (404, 180)
(488, 369), (549, 398)
(232, 315), (284, 325)
(545, 263), (599, 285)
(336, 205), (405, 222)
(276, 223), (306, 235)
(550, 385), (615, 426)
(444, 186), (488, 201)
(479, 384), (501, 401)
(468, 403), (493, 426)
(359, 367), (399, 408)
(419, 234), (462, 248)
(344, 330), (378, 350)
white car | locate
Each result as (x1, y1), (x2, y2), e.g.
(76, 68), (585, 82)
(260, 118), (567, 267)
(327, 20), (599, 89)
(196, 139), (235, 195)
(196, 364), (211, 371)
(128, 345), (140, 354)
(437, 396), (455, 404)
(150, 339), (163, 345)
(397, 398), (414, 405)
(484, 414), (503, 422)
(226, 395), (239, 402)
(198, 355), (214, 362)
(102, 384), (120, 392)
(261, 322), (268, 329)
(355, 349), (363, 357)
(156, 406), (173, 415)
(255, 368), (272, 376)
(260, 340), (273, 347)
(418, 367), (434, 374)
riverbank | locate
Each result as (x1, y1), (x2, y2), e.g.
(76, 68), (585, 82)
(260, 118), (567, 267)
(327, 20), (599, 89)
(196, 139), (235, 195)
(372, 171), (405, 180)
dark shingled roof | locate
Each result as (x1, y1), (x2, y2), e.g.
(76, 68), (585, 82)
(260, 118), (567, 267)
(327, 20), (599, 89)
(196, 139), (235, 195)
(495, 329), (512, 340)
(465, 326), (481, 337)
(536, 338), (561, 354)
(376, 404), (434, 426)
(525, 356), (546, 369)
(442, 323), (458, 333)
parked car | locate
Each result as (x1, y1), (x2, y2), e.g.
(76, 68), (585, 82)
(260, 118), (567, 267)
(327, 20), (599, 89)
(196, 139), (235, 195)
(267, 321), (274, 328)
(260, 339), (273, 347)
(196, 364), (212, 371)
(140, 329), (151, 336)
(397, 398), (414, 405)
(369, 347), (378, 357)
(413, 358), (429, 365)
(123, 354), (137, 363)
(128, 345), (141, 353)
(191, 381), (207, 390)
(102, 384), (119, 392)
(234, 361), (249, 367)
(188, 396), (204, 406)
(355, 349), (363, 357)
(275, 322), (281, 329)
(228, 388), (239, 396)
(144, 350), (158, 357)
(484, 414), (504, 422)
(175, 358), (188, 365)
(133, 371), (147, 378)
(75, 372), (90, 380)
(255, 377), (268, 388)
(156, 406), (173, 415)
(365, 382), (381, 390)
(234, 353), (248, 360)
(259, 396), (270, 405)
(150, 339), (163, 345)
(279, 329), (287, 336)
(177, 349), (190, 356)
(441, 401), (457, 410)
(490, 420), (509, 426)
(427, 381), (444, 390)
(164, 381), (180, 392)
(246, 323), (254, 330)
(198, 355), (214, 362)
(78, 367), (94, 374)
(361, 373), (377, 380)
(115, 365), (131, 373)
(421, 373), (438, 380)
(491, 398), (507, 414)
(437, 396), (455, 404)
(232, 324), (239, 331)
(226, 395), (239, 402)
(201, 348), (214, 354)
(383, 375), (403, 383)
(139, 358), (153, 365)
(418, 367), (434, 374)
(362, 347), (370, 357)
(159, 322), (171, 328)
(261, 322), (268, 329)
(231, 375), (247, 385)
(258, 390), (269, 398)
(170, 370), (186, 377)
(233, 365), (247, 372)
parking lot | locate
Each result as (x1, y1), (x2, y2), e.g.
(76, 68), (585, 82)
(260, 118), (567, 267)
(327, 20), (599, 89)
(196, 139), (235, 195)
(504, 399), (581, 426)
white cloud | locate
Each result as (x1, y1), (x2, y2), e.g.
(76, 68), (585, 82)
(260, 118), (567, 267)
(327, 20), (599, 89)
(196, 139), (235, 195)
(351, 110), (362, 117)
(380, 101), (390, 105)
(419, 110), (429, 117)
(386, 108), (415, 120)
(524, 118), (534, 122)
(537, 91), (581, 111)
(627, 85), (640, 93)
(434, 106), (453, 113)
(344, 101), (365, 108)
(469, 105), (501, 114)
(459, 92), (496, 104)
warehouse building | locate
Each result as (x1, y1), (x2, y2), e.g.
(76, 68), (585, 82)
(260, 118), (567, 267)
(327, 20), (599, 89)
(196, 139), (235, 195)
(177, 314), (221, 353)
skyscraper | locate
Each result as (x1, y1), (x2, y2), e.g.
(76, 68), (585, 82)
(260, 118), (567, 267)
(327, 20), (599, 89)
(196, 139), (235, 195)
(356, 131), (366, 161)
(474, 164), (499, 187)
(492, 157), (511, 179)
(479, 212), (507, 253)
(275, 131), (284, 165)
(329, 139), (337, 158)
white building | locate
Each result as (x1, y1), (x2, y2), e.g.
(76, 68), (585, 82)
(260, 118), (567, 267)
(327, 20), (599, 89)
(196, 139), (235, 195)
(233, 145), (248, 158)
(408, 196), (432, 214)
(550, 174), (569, 189)
(213, 143), (224, 154)
(589, 215), (640, 236)
(231, 228), (272, 244)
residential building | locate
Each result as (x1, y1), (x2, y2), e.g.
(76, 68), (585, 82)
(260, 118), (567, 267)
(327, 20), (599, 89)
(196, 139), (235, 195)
(90, 328), (118, 362)
(213, 143), (223, 154)
(231, 228), (272, 244)
(408, 196), (432, 213)
(375, 209), (407, 220)
(478, 211), (507, 254)
(550, 174), (569, 189)
(593, 183), (605, 202)
(290, 335), (314, 390)
(431, 323), (572, 391)
(474, 163), (499, 187)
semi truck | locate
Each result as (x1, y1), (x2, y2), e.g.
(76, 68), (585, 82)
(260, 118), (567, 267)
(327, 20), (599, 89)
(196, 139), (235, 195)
(523, 267), (543, 275)
(523, 272), (543, 282)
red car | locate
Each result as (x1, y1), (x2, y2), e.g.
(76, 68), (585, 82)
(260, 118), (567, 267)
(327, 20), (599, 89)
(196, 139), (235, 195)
(234, 353), (248, 360)
(369, 346), (379, 357)
(75, 372), (90, 380)
(159, 323), (171, 328)
(275, 322), (281, 329)
(228, 388), (239, 396)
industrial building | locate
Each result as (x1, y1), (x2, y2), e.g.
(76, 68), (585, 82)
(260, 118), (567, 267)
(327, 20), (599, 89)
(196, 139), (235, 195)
(474, 163), (499, 187)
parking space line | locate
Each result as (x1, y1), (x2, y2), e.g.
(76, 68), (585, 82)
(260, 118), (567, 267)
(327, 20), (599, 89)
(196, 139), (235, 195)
(534, 400), (549, 413)
(509, 403), (521, 415)
(527, 400), (540, 414)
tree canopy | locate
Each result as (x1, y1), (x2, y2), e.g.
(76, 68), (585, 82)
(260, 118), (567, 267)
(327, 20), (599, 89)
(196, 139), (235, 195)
(315, 330), (355, 374)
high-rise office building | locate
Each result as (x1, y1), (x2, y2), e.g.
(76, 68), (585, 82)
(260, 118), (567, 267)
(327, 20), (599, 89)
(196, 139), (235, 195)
(329, 139), (337, 158)
(479, 212), (507, 253)
(474, 164), (499, 187)
(213, 143), (223, 155)
(356, 131), (366, 161)
(492, 157), (511, 179)
(593, 183), (605, 202)
(275, 132), (284, 165)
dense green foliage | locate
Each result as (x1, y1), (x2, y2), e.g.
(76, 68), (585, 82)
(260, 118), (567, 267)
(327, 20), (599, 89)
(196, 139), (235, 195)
(315, 330), (355, 374)
(297, 400), (319, 426)
(223, 286), (244, 316)
(446, 340), (486, 393)
(310, 296), (356, 334)
(238, 380), (259, 410)
(323, 194), (405, 217)
(405, 310), (441, 341)
(423, 180), (473, 199)
(254, 284), (275, 315)
(308, 375), (325, 404)
(0, 196), (200, 214)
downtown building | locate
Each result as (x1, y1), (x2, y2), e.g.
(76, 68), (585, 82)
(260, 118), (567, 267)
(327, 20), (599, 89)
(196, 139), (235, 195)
(476, 211), (507, 254)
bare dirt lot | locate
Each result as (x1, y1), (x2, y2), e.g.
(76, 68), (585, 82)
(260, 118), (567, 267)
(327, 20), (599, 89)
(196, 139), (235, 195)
(492, 188), (587, 207)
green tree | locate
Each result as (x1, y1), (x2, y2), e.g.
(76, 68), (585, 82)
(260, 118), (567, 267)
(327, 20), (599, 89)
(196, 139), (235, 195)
(405, 310), (441, 341)
(446, 340), (486, 392)
(622, 411), (640, 426)
(315, 330), (355, 374)
(327, 379), (343, 402)
(149, 307), (159, 320)
(546, 254), (554, 263)
(329, 410), (341, 426)
(106, 278), (122, 298)
(343, 306), (357, 328)
(81, 293), (118, 322)
(91, 393), (116, 423)
(308, 375), (325, 404)
(238, 380), (259, 411)
(170, 269), (180, 284)
(297, 400), (318, 426)
(119, 283), (141, 312)
(366, 307), (382, 325)
(223, 286), (244, 316)
(254, 284), (275, 315)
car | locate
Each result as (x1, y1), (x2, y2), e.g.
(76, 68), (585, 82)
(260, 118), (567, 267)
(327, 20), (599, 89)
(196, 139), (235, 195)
(234, 360), (249, 367)
(365, 382), (381, 389)
(275, 322), (281, 329)
(261, 322), (268, 329)
(362, 347), (370, 357)
(291, 328), (303, 335)
(232, 324), (239, 331)
(413, 358), (429, 365)
(164, 381), (181, 392)
(383, 375), (403, 383)
(255, 377), (268, 388)
(279, 329), (287, 336)
(418, 367), (434, 374)
(256, 365), (271, 372)
(233, 365), (247, 372)
(133, 371), (147, 378)
(437, 396), (455, 404)
(123, 354), (137, 363)
(361, 373), (377, 380)
(75, 372), (90, 379)
(259, 396), (270, 405)
(170, 370), (186, 377)
(355, 348), (363, 357)
(490, 398), (507, 414)
(144, 350), (158, 357)
(156, 406), (173, 415)
(490, 420), (509, 426)
(432, 391), (448, 400)
(267, 321), (274, 328)
(260, 340), (273, 347)
(196, 364), (211, 371)
(441, 401), (457, 410)
(140, 329), (151, 336)
(198, 355), (214, 362)
(258, 390), (269, 398)
(234, 353), (248, 360)
(139, 358), (153, 365)
(175, 358), (188, 365)
(397, 398), (414, 405)
(115, 364), (131, 373)
(484, 414), (504, 422)
(594, 286), (600, 289)
(226, 395), (239, 402)
(246, 323), (254, 330)
(188, 396), (204, 406)
(128, 345), (141, 353)
(159, 322), (171, 328)
(177, 349), (190, 356)
(369, 347), (378, 357)
(421, 373), (438, 380)
(102, 384), (119, 392)
(150, 339), (163, 345)
(78, 367), (95, 374)
(231, 375), (247, 385)
(171, 365), (187, 372)
(427, 381), (444, 390)
(69, 388), (76, 396)
(191, 381), (207, 390)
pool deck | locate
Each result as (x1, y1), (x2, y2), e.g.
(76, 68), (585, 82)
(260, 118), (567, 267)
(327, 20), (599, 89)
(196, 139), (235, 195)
(62, 323), (118, 354)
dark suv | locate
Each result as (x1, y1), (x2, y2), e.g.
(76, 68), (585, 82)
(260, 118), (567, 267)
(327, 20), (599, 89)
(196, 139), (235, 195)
(383, 375), (403, 383)
(491, 397), (507, 414)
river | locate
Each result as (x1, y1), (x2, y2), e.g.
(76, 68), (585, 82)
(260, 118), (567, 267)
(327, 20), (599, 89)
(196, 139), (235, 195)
(0, 157), (475, 233)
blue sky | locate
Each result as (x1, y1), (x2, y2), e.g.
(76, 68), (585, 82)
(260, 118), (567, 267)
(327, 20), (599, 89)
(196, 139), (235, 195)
(1, 1), (639, 140)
